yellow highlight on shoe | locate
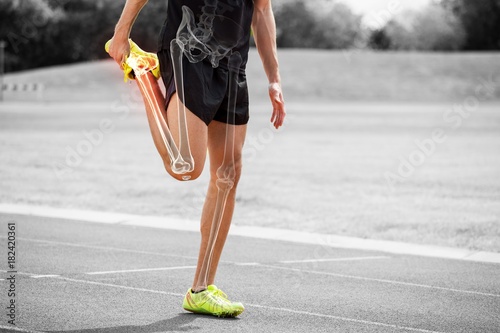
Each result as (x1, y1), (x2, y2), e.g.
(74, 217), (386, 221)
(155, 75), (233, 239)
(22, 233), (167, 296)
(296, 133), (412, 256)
(182, 285), (244, 318)
(104, 39), (161, 82)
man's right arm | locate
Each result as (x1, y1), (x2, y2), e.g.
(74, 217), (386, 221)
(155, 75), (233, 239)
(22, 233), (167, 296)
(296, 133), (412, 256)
(252, 0), (286, 129)
(108, 0), (149, 66)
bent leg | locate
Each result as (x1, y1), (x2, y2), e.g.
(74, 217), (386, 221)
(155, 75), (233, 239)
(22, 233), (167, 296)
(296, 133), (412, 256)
(136, 71), (207, 181)
(164, 91), (207, 181)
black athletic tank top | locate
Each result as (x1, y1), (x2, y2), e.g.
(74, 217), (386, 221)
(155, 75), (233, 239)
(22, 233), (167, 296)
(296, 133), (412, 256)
(158, 0), (254, 71)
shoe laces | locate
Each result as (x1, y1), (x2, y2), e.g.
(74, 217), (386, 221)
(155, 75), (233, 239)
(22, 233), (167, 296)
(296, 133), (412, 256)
(213, 288), (228, 300)
(211, 288), (233, 306)
(200, 291), (232, 314)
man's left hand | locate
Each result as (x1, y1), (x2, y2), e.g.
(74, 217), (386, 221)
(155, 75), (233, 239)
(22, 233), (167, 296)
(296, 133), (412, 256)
(269, 82), (286, 129)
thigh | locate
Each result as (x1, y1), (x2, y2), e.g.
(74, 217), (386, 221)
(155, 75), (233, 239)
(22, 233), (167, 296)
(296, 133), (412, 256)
(160, 48), (227, 126)
(212, 72), (250, 126)
(207, 120), (247, 178)
(166, 92), (208, 178)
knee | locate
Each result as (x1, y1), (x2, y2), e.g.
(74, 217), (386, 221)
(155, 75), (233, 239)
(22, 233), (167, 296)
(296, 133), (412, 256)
(232, 159), (243, 186)
(164, 163), (203, 181)
(212, 158), (243, 187)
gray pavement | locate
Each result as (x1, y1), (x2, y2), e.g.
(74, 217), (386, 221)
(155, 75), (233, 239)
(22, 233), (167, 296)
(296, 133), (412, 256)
(0, 213), (499, 333)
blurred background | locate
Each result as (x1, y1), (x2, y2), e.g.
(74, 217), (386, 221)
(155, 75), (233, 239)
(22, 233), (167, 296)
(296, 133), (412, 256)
(1, 0), (499, 72)
(0, 0), (499, 252)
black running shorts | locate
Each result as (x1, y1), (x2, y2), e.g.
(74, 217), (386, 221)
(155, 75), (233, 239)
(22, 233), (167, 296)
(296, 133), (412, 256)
(158, 49), (250, 126)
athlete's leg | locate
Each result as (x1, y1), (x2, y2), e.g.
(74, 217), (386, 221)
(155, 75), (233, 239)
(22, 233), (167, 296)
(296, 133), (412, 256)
(191, 121), (246, 290)
(105, 39), (202, 179)
(136, 71), (207, 181)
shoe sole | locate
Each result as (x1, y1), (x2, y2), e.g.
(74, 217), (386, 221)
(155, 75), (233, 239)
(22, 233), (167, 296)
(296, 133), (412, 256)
(183, 306), (240, 318)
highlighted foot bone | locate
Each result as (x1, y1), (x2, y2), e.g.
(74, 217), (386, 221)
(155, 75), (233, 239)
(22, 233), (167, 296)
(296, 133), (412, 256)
(105, 39), (161, 82)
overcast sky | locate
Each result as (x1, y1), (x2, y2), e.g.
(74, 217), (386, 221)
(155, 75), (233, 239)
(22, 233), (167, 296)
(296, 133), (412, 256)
(344, 0), (432, 27)
(273, 0), (434, 27)
(346, 0), (431, 14)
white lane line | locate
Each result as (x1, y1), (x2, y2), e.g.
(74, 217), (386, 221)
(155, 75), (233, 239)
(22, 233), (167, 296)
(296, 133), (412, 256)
(0, 203), (134, 224)
(3, 202), (500, 264)
(55, 275), (184, 297)
(248, 304), (446, 333)
(86, 266), (197, 275)
(1, 271), (63, 281)
(6, 238), (496, 298)
(279, 256), (390, 264)
(0, 236), (198, 260)
(256, 264), (500, 298)
(0, 270), (33, 276)
(234, 262), (261, 266)
(55, 276), (446, 333)
(31, 274), (60, 279)
(0, 325), (46, 333)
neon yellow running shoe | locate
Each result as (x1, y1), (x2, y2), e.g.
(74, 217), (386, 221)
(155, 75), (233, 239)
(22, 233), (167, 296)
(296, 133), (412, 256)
(104, 39), (160, 82)
(209, 285), (245, 317)
(182, 285), (244, 317)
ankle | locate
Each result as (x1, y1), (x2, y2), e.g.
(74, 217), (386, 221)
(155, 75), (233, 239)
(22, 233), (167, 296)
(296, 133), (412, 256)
(191, 288), (207, 294)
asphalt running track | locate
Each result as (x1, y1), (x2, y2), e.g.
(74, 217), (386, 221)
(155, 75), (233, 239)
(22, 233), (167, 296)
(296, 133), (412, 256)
(0, 213), (499, 333)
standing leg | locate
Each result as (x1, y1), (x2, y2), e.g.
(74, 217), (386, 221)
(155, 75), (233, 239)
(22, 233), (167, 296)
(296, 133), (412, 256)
(179, 50), (247, 317)
(191, 52), (243, 292)
(191, 121), (246, 289)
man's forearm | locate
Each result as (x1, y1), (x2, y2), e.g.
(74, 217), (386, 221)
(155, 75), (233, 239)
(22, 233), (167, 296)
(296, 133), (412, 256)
(252, 5), (281, 84)
(114, 0), (149, 40)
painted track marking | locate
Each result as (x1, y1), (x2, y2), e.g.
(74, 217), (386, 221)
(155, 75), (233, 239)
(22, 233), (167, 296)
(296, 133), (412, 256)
(0, 325), (46, 333)
(3, 237), (497, 298)
(255, 264), (500, 298)
(0, 236), (198, 260)
(279, 256), (390, 264)
(55, 275), (447, 333)
(86, 266), (197, 275)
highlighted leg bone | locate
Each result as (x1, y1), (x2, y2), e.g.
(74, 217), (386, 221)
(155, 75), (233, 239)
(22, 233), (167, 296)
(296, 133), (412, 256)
(170, 39), (195, 173)
(194, 53), (242, 291)
(128, 52), (195, 175)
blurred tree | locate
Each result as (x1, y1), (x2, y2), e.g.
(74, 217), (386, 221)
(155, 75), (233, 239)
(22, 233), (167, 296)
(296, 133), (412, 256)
(0, 0), (167, 72)
(412, 4), (465, 51)
(368, 29), (391, 50)
(274, 1), (318, 48)
(378, 4), (465, 51)
(315, 2), (363, 49)
(382, 16), (417, 50)
(47, 0), (119, 63)
(0, 0), (63, 71)
(274, 0), (362, 49)
(441, 0), (500, 50)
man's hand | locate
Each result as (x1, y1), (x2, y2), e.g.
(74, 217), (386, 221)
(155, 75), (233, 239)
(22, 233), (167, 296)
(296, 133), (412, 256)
(269, 82), (286, 129)
(108, 37), (130, 70)
(106, 0), (148, 68)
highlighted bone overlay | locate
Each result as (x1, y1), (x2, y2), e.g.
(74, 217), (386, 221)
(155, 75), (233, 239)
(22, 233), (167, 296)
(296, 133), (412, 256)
(129, 54), (195, 175)
(194, 52), (242, 292)
(175, 1), (245, 291)
(114, 0), (246, 292)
